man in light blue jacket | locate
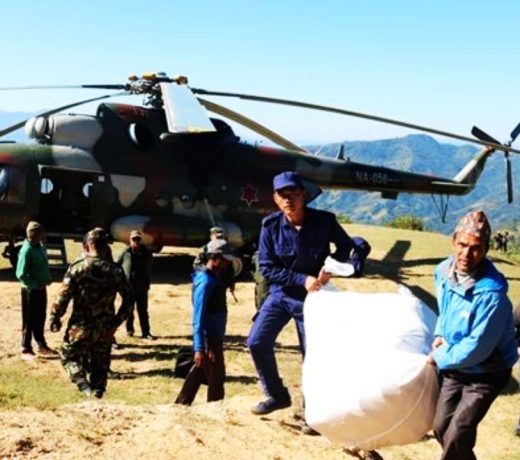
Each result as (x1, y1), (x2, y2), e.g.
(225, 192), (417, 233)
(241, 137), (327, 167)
(428, 210), (518, 460)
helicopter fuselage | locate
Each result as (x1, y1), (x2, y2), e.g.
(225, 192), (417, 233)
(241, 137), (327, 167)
(0, 102), (488, 257)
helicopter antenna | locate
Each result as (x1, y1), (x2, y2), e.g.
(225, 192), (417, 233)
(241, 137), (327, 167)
(431, 194), (450, 223)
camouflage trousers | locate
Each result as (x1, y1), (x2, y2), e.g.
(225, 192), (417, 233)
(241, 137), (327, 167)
(60, 324), (113, 392)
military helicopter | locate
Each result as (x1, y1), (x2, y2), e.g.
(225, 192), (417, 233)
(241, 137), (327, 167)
(0, 72), (519, 267)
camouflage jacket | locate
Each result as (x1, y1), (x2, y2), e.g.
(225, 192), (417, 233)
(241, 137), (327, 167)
(50, 255), (132, 332)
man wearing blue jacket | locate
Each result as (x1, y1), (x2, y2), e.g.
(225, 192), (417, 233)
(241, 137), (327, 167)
(428, 210), (518, 460)
(247, 171), (354, 419)
(175, 239), (236, 405)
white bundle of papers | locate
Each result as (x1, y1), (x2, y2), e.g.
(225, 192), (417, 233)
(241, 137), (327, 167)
(303, 286), (439, 451)
(323, 256), (355, 277)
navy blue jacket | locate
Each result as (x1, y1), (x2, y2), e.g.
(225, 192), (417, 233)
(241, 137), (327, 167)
(258, 208), (352, 300)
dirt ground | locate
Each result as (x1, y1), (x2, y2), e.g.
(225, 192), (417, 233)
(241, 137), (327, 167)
(0, 247), (365, 460)
(0, 238), (519, 460)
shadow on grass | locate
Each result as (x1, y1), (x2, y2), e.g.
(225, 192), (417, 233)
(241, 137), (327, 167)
(113, 334), (301, 365)
(0, 267), (17, 281)
(364, 239), (439, 312)
(110, 367), (257, 385)
(502, 375), (519, 395)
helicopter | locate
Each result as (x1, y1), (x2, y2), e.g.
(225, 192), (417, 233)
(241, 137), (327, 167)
(0, 72), (519, 267)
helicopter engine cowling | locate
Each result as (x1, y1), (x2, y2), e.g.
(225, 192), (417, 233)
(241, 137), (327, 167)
(25, 114), (103, 149)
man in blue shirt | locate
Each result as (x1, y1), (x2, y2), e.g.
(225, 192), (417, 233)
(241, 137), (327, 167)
(428, 211), (518, 460)
(175, 239), (236, 405)
(247, 171), (355, 420)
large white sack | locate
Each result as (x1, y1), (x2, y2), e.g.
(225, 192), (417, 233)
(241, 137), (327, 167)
(303, 286), (439, 451)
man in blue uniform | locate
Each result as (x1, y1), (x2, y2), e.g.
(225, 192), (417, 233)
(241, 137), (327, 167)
(428, 211), (518, 460)
(247, 171), (356, 418)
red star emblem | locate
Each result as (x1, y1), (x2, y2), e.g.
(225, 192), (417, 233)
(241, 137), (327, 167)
(241, 183), (259, 207)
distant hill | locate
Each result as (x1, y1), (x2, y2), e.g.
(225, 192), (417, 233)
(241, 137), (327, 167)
(307, 135), (519, 234)
(1, 111), (517, 233)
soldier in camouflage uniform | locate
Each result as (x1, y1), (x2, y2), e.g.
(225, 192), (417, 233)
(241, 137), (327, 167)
(49, 228), (132, 398)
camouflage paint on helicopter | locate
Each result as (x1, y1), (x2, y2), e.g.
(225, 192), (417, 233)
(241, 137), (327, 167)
(0, 73), (517, 264)
(0, 102), (495, 253)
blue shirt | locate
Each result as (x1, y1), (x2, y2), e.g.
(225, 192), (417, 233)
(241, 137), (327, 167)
(191, 268), (228, 352)
(433, 257), (518, 373)
(258, 207), (352, 300)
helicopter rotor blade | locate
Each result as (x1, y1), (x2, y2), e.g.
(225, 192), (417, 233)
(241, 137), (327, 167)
(471, 126), (501, 145)
(0, 84), (127, 91)
(506, 155), (513, 203)
(191, 88), (520, 154)
(510, 122), (520, 143)
(0, 91), (126, 138)
(197, 98), (307, 153)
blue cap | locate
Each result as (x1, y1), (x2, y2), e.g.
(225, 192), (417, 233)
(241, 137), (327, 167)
(273, 171), (304, 191)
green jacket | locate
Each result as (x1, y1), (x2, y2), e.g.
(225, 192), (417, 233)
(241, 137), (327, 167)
(16, 239), (51, 289)
(116, 245), (153, 291)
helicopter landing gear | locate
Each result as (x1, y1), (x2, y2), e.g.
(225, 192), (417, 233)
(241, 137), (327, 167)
(2, 241), (21, 268)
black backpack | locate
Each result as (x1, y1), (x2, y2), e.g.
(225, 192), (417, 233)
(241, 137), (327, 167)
(173, 346), (195, 378)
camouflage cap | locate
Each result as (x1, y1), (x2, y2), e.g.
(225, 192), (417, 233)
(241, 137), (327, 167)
(26, 221), (43, 237)
(85, 227), (109, 245)
(130, 229), (143, 239)
(454, 210), (491, 244)
(210, 226), (224, 236)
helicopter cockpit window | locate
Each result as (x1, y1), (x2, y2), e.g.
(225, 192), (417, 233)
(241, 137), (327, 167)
(41, 178), (54, 194)
(0, 168), (8, 200)
(83, 182), (93, 198)
(0, 165), (26, 203)
(128, 123), (154, 151)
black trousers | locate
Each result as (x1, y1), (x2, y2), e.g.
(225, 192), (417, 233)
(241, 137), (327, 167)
(125, 289), (150, 336)
(21, 287), (48, 351)
(433, 369), (511, 460)
(175, 337), (225, 405)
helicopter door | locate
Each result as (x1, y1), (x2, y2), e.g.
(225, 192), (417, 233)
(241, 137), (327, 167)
(38, 167), (97, 235)
(0, 164), (37, 230)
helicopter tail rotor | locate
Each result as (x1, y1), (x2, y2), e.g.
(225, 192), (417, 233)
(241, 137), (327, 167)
(471, 124), (519, 204)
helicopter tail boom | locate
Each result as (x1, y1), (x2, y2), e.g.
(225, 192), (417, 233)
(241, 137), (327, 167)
(451, 146), (494, 186)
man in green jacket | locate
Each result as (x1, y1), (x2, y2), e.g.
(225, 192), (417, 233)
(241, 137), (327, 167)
(16, 221), (54, 359)
(116, 230), (154, 339)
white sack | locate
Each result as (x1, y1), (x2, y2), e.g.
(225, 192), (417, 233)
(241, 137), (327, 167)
(303, 286), (439, 451)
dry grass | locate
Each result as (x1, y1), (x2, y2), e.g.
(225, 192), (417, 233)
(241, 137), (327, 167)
(0, 224), (519, 459)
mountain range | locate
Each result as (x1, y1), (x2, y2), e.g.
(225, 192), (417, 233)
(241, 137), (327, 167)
(308, 135), (518, 234)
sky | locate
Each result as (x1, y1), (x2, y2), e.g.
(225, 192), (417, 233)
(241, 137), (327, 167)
(1, 0), (519, 146)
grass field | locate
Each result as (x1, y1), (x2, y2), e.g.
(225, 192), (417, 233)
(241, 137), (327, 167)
(0, 224), (519, 459)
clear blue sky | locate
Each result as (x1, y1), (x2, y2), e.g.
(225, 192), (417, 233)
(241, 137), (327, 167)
(1, 1), (519, 145)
